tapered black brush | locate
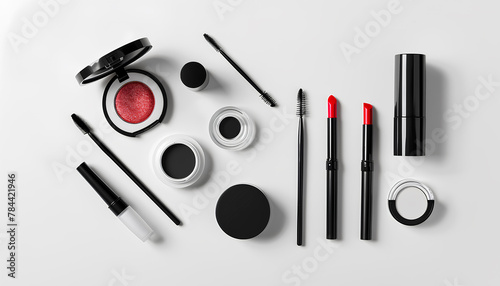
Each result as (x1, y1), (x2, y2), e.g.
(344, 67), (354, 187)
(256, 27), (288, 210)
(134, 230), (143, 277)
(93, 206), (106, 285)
(71, 114), (181, 226)
(296, 89), (306, 246)
(203, 33), (277, 107)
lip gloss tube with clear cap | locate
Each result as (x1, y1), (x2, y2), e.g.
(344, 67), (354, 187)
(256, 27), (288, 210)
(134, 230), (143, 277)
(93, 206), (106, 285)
(77, 162), (154, 242)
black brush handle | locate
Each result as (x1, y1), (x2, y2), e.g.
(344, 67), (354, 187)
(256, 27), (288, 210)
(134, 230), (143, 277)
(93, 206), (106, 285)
(204, 33), (261, 93)
(297, 117), (304, 246)
(219, 50), (266, 96)
(204, 34), (276, 107)
(87, 133), (182, 226)
(72, 114), (182, 225)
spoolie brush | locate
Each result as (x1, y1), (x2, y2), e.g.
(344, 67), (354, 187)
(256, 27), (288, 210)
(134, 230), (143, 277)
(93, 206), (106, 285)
(296, 88), (306, 117)
(203, 33), (277, 107)
(261, 92), (277, 107)
(296, 88), (306, 246)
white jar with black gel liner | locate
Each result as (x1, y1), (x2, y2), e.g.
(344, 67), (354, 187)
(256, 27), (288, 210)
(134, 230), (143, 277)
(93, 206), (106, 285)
(152, 135), (206, 188)
(209, 106), (255, 150)
(77, 162), (154, 242)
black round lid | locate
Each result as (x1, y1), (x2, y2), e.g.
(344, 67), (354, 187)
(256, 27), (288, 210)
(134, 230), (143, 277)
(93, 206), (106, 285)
(216, 184), (270, 239)
(180, 62), (207, 88)
(75, 38), (152, 85)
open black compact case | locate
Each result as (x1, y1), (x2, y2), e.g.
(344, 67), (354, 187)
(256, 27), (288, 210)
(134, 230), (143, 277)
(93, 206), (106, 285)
(76, 38), (167, 137)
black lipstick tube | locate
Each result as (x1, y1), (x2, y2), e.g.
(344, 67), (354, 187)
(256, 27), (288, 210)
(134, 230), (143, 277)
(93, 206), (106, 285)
(326, 118), (337, 239)
(394, 54), (426, 156)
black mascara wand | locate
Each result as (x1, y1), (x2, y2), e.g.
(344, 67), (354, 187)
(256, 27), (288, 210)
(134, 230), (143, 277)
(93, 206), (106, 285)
(296, 88), (306, 246)
(71, 114), (181, 226)
(203, 33), (277, 107)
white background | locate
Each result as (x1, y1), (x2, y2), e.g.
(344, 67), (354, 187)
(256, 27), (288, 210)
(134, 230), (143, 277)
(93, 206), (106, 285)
(1, 0), (499, 285)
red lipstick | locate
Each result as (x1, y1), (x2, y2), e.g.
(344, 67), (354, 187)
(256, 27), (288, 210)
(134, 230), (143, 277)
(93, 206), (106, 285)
(326, 95), (338, 239)
(328, 95), (337, 118)
(361, 103), (374, 240)
(363, 103), (373, 125)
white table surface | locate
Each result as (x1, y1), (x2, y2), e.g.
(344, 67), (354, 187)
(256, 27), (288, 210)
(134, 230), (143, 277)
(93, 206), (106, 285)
(1, 0), (499, 285)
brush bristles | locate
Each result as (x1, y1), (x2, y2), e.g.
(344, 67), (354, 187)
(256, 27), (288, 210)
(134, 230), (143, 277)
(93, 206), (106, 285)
(296, 88), (306, 116)
(260, 92), (277, 107)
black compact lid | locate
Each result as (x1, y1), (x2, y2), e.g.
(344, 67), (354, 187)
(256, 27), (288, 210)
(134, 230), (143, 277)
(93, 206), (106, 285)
(216, 184), (270, 239)
(180, 62), (207, 88)
(76, 38), (152, 85)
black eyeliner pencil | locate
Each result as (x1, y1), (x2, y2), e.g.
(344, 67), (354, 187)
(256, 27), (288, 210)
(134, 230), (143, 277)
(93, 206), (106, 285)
(71, 114), (181, 226)
(203, 33), (277, 107)
(296, 89), (305, 246)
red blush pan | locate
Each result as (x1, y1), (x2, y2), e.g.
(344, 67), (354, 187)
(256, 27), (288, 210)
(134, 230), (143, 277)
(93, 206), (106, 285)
(115, 82), (155, 124)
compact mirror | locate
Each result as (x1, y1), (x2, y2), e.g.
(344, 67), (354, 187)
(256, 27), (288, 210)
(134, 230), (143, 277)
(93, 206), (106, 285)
(388, 179), (435, 226)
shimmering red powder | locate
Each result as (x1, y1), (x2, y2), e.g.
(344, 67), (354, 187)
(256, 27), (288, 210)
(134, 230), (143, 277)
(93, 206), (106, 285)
(115, 81), (155, 124)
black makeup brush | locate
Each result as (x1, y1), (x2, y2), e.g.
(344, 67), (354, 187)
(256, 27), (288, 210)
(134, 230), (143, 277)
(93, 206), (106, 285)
(296, 88), (306, 246)
(71, 114), (181, 226)
(203, 33), (277, 107)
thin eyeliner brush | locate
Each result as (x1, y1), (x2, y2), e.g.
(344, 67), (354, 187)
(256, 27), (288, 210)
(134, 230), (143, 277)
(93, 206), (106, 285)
(71, 114), (182, 226)
(203, 33), (277, 107)
(296, 89), (305, 246)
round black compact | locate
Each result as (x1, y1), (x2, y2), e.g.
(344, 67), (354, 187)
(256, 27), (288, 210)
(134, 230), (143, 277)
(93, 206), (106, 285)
(216, 184), (270, 239)
(75, 38), (167, 137)
(180, 61), (209, 91)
